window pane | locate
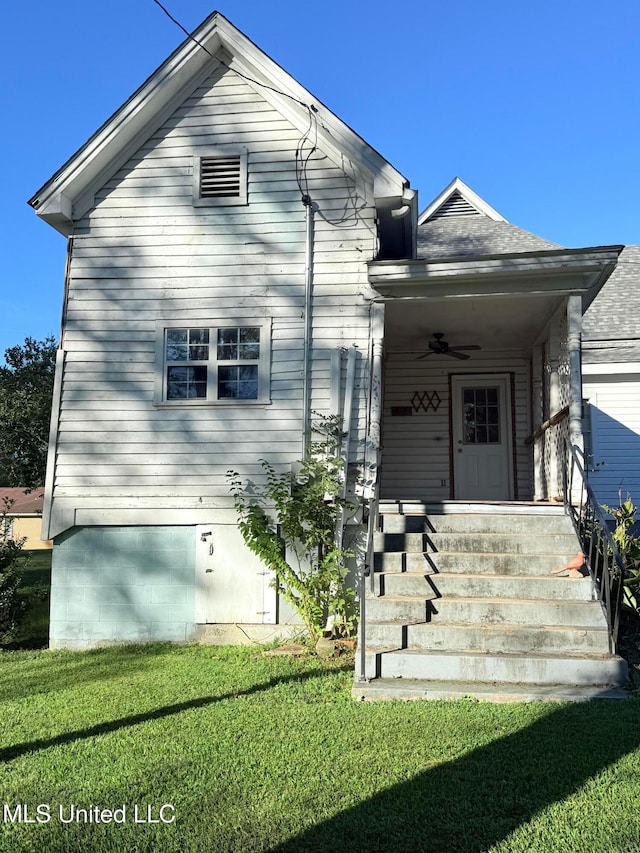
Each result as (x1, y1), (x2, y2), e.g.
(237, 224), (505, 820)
(167, 328), (209, 361)
(218, 365), (258, 399)
(166, 329), (188, 361)
(217, 328), (239, 360)
(167, 366), (207, 399)
(238, 327), (260, 360)
(188, 328), (209, 361)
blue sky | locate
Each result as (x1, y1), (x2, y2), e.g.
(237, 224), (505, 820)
(1, 0), (638, 357)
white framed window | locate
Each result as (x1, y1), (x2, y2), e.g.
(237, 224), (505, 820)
(155, 319), (271, 405)
(192, 149), (248, 207)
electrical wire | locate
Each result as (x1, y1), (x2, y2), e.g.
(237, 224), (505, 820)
(152, 0), (318, 203)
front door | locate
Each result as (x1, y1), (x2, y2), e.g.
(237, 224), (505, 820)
(451, 374), (514, 500)
(195, 524), (276, 623)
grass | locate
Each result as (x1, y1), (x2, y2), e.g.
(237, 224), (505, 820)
(3, 557), (640, 851)
(0, 643), (639, 853)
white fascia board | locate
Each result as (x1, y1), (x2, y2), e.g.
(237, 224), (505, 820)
(418, 176), (507, 225)
(220, 28), (408, 199)
(30, 13), (408, 234)
(30, 31), (223, 231)
(369, 247), (622, 287)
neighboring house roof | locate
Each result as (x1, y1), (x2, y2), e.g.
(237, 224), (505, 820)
(583, 246), (640, 352)
(0, 488), (45, 516)
(417, 177), (562, 260)
(28, 11), (411, 236)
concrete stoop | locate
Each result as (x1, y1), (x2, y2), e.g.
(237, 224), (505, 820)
(355, 502), (629, 703)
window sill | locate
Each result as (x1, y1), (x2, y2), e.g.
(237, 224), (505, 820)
(154, 399), (272, 409)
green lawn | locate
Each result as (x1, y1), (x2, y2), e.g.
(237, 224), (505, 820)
(0, 643), (639, 853)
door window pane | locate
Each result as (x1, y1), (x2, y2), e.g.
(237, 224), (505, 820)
(462, 387), (500, 444)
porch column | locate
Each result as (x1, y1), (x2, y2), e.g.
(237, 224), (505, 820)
(567, 295), (583, 451)
(547, 313), (561, 500)
(532, 344), (544, 500)
(567, 295), (584, 505)
(362, 302), (385, 498)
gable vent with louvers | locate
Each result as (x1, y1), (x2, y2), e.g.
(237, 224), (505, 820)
(200, 155), (242, 198)
(430, 191), (481, 220)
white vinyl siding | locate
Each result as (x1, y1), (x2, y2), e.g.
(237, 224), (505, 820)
(582, 371), (640, 507)
(380, 351), (532, 501)
(48, 63), (376, 532)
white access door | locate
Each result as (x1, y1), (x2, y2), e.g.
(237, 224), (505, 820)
(195, 525), (276, 624)
(451, 374), (514, 501)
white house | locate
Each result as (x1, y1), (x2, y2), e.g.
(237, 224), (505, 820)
(30, 12), (630, 699)
(582, 247), (640, 507)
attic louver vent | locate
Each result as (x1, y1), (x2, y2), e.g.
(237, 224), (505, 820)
(431, 191), (481, 219)
(200, 155), (242, 198)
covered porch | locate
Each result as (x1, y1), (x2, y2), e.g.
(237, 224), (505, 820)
(367, 247), (622, 505)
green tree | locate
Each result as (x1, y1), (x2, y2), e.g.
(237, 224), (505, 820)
(0, 337), (57, 488)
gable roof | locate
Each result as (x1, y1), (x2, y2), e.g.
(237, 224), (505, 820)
(29, 11), (411, 235)
(0, 488), (45, 516)
(583, 246), (640, 358)
(417, 177), (562, 260)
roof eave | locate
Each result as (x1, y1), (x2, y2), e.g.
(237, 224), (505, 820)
(368, 245), (624, 299)
(29, 12), (409, 235)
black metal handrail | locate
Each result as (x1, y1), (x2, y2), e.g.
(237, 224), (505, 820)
(562, 439), (626, 652)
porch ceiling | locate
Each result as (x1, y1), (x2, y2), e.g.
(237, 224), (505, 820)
(384, 294), (561, 352)
(374, 245), (623, 354)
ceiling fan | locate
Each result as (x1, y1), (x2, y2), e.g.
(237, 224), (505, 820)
(416, 332), (481, 360)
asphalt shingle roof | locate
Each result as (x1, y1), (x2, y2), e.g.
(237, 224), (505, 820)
(583, 246), (640, 344)
(417, 216), (562, 260)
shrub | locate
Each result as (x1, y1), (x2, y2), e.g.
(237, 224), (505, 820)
(0, 500), (25, 645)
(228, 417), (357, 643)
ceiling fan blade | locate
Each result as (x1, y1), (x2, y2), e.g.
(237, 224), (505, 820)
(416, 351), (436, 360)
(450, 344), (481, 351)
(447, 351), (471, 360)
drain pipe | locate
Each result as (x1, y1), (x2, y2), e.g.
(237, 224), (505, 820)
(302, 194), (314, 457)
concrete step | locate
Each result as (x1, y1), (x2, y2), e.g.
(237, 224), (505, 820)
(405, 621), (611, 655)
(373, 532), (580, 555)
(376, 648), (627, 687)
(365, 595), (432, 623)
(423, 596), (607, 628)
(374, 531), (579, 555)
(379, 571), (595, 601)
(378, 501), (567, 518)
(351, 678), (629, 703)
(379, 512), (574, 535)
(419, 551), (578, 576)
(373, 551), (436, 573)
(363, 619), (611, 655)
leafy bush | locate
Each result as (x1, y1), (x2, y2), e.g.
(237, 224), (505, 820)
(602, 495), (640, 613)
(0, 500), (25, 645)
(228, 417), (357, 643)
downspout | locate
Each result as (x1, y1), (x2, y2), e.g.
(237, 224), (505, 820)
(302, 195), (314, 457)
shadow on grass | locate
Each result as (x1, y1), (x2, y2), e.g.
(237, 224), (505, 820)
(0, 663), (350, 763)
(0, 644), (174, 703)
(270, 698), (640, 853)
